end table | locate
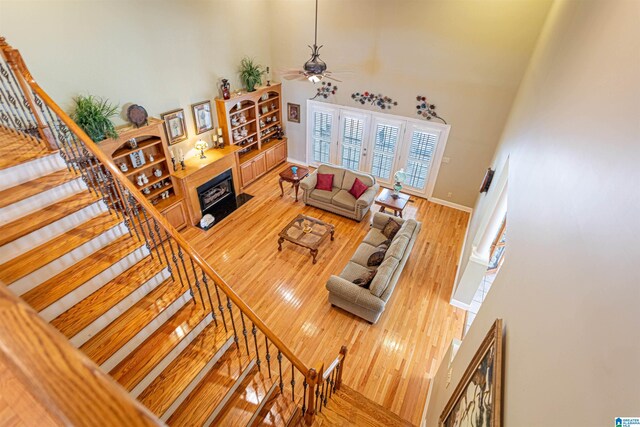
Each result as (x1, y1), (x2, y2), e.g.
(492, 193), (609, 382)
(279, 166), (309, 202)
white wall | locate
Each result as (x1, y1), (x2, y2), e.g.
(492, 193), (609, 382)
(269, 0), (551, 207)
(427, 0), (640, 425)
(0, 0), (273, 158)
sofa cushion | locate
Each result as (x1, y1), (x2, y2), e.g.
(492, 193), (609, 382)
(316, 173), (334, 191)
(363, 228), (388, 247)
(318, 164), (346, 188)
(340, 261), (374, 283)
(332, 189), (357, 210)
(369, 257), (400, 297)
(349, 177), (368, 199)
(342, 170), (375, 190)
(367, 250), (386, 267)
(398, 219), (418, 239)
(309, 187), (340, 204)
(385, 234), (410, 260)
(353, 270), (376, 287)
(382, 218), (402, 240)
(351, 242), (382, 267)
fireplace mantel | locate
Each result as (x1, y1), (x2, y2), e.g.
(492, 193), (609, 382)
(172, 145), (242, 226)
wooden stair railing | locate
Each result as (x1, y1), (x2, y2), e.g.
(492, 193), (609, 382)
(0, 36), (345, 424)
(0, 282), (162, 426)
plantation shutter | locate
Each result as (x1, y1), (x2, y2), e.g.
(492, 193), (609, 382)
(370, 123), (401, 181)
(311, 110), (333, 164)
(339, 114), (366, 171)
(404, 129), (438, 190)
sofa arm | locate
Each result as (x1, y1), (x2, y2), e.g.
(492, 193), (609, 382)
(372, 211), (406, 229)
(356, 184), (378, 209)
(300, 172), (317, 191)
(326, 275), (385, 312)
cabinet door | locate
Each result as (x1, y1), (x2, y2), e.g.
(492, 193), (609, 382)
(162, 201), (187, 230)
(240, 161), (255, 186)
(275, 141), (287, 163)
(265, 147), (277, 170)
(252, 153), (266, 178)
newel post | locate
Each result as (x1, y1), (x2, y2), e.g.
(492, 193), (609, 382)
(336, 345), (347, 390)
(304, 368), (317, 425)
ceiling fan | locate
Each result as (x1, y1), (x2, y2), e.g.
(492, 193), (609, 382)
(279, 0), (342, 83)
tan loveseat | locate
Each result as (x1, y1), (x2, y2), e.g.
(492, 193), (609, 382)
(326, 212), (421, 323)
(300, 164), (379, 222)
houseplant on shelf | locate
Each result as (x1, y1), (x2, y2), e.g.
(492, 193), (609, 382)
(71, 95), (119, 142)
(239, 57), (266, 92)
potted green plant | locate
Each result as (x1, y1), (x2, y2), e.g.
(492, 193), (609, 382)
(71, 95), (119, 142)
(239, 57), (266, 92)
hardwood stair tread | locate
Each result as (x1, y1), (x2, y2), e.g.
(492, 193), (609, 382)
(213, 363), (278, 427)
(0, 190), (99, 247)
(137, 320), (233, 415)
(167, 347), (254, 426)
(254, 388), (300, 427)
(0, 169), (78, 209)
(79, 277), (187, 365)
(109, 301), (209, 391)
(0, 149), (56, 171)
(309, 385), (414, 427)
(0, 210), (121, 285)
(21, 232), (142, 312)
(48, 248), (161, 338)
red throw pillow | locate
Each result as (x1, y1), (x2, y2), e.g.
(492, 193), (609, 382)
(349, 177), (368, 199)
(316, 173), (334, 191)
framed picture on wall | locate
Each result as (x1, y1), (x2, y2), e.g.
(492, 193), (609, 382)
(191, 100), (214, 134)
(440, 319), (504, 427)
(287, 103), (300, 123)
(161, 108), (188, 145)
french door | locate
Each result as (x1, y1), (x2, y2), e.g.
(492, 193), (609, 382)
(306, 101), (449, 198)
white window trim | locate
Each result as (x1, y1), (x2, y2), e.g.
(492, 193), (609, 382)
(305, 100), (451, 199)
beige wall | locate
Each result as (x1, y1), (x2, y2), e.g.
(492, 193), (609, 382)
(269, 0), (551, 207)
(0, 0), (273, 157)
(427, 0), (640, 424)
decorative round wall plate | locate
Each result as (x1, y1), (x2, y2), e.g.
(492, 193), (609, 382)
(127, 104), (148, 127)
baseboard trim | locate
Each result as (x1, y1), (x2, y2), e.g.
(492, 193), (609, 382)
(287, 157), (308, 167)
(429, 197), (473, 213)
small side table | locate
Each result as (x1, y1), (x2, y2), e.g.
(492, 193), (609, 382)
(375, 188), (410, 218)
(279, 166), (309, 202)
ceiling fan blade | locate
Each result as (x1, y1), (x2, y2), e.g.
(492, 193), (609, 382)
(282, 74), (309, 81)
(323, 74), (342, 83)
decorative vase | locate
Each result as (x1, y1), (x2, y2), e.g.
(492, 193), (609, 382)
(221, 79), (231, 100)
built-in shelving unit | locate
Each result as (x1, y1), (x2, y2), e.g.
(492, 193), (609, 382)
(215, 83), (288, 188)
(99, 118), (188, 230)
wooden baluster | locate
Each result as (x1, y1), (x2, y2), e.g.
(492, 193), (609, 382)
(336, 345), (347, 391)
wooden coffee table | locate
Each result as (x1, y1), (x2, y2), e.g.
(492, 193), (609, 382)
(279, 166), (309, 202)
(375, 188), (411, 218)
(278, 214), (335, 264)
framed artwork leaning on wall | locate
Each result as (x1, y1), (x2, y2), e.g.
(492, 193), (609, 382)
(440, 318), (504, 427)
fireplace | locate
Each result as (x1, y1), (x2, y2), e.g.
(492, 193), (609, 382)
(196, 169), (237, 228)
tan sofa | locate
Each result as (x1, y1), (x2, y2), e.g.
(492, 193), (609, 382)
(300, 164), (379, 222)
(326, 212), (421, 323)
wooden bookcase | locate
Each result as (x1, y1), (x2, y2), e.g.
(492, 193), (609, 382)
(215, 83), (288, 188)
(99, 118), (188, 230)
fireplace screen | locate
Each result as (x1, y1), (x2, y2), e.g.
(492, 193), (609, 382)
(196, 169), (236, 219)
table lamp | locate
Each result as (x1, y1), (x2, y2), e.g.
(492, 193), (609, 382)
(195, 139), (208, 159)
(392, 169), (406, 198)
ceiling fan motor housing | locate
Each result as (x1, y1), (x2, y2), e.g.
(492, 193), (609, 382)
(304, 44), (327, 75)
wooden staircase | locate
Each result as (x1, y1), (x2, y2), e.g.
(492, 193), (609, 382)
(0, 131), (302, 426)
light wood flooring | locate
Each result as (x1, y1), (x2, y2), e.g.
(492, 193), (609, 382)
(183, 163), (468, 425)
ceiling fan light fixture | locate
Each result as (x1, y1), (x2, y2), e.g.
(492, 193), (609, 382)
(308, 74), (322, 83)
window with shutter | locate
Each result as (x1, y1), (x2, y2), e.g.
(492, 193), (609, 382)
(312, 110), (332, 164)
(404, 130), (437, 190)
(339, 115), (365, 171)
(370, 123), (400, 181)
